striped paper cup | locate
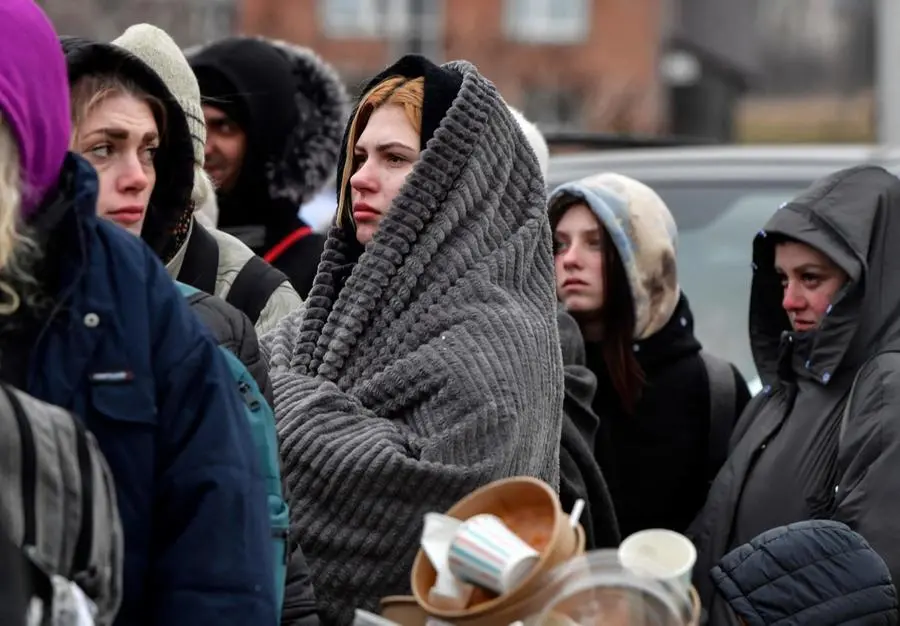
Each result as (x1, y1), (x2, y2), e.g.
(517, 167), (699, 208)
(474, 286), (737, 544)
(447, 514), (540, 595)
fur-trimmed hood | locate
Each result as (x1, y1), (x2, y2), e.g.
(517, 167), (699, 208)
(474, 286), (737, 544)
(186, 36), (348, 210)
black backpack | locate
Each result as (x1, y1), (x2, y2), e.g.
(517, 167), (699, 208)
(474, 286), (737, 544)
(0, 383), (123, 625)
(179, 222), (289, 325)
(701, 351), (739, 483)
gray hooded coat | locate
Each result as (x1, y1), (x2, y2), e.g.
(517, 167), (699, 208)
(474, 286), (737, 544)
(690, 166), (900, 623)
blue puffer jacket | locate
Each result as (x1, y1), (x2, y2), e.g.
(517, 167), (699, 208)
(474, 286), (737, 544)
(711, 520), (898, 625)
(24, 155), (277, 626)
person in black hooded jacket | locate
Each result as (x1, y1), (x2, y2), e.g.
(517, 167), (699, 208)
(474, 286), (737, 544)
(60, 33), (319, 626)
(690, 166), (900, 625)
(185, 37), (348, 299)
(548, 172), (751, 540)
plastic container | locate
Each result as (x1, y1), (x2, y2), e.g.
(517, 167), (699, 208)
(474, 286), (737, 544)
(533, 550), (700, 626)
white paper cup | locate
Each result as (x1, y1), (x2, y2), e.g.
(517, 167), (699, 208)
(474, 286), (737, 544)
(447, 514), (540, 595)
(618, 529), (697, 595)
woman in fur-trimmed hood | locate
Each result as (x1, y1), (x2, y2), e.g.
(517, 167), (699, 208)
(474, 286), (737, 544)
(186, 36), (348, 299)
(264, 54), (564, 623)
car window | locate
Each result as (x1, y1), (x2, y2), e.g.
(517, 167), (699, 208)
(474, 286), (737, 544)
(647, 183), (807, 386)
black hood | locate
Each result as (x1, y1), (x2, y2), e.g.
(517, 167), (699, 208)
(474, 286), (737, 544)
(61, 36), (194, 261)
(334, 54), (463, 237)
(186, 36), (347, 230)
(750, 165), (900, 385)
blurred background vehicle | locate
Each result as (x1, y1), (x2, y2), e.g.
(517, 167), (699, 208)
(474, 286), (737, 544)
(549, 143), (900, 391)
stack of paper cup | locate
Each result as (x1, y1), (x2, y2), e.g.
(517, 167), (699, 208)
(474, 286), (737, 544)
(447, 514), (541, 595)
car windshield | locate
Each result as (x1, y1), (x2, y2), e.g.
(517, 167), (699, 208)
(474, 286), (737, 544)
(646, 183), (807, 390)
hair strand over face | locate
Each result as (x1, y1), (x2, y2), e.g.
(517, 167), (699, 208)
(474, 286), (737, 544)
(69, 73), (167, 147)
(335, 75), (424, 228)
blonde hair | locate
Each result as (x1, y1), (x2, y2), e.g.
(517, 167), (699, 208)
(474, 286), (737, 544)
(336, 76), (424, 226)
(0, 117), (41, 316)
(69, 73), (167, 146)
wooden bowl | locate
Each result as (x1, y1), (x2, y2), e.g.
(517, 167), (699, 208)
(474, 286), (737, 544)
(410, 476), (581, 621)
(379, 596), (427, 626)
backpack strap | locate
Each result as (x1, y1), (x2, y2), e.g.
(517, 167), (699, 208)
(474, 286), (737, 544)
(226, 256), (290, 325)
(70, 413), (94, 575)
(4, 384), (38, 549)
(178, 220), (220, 296)
(700, 351), (738, 482)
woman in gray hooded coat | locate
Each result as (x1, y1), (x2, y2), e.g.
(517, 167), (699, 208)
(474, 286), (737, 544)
(690, 165), (900, 624)
(264, 54), (563, 623)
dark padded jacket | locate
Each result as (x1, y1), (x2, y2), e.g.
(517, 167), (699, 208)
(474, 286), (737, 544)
(184, 289), (273, 407)
(712, 520), (898, 625)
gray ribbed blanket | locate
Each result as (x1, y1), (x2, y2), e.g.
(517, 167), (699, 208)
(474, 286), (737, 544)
(264, 60), (563, 624)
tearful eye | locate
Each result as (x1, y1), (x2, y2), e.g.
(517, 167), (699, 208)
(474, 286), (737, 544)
(88, 144), (111, 159)
(801, 273), (822, 287)
(140, 146), (158, 165)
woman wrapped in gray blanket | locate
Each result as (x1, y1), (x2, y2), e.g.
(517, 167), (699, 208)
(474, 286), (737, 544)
(262, 55), (564, 623)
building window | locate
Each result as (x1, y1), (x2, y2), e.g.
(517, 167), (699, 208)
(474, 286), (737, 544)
(504, 0), (590, 44)
(522, 86), (584, 130)
(319, 0), (442, 41)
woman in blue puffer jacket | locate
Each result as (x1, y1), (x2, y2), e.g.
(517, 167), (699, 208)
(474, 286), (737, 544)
(0, 2), (276, 624)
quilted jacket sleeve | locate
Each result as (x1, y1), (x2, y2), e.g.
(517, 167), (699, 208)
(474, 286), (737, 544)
(711, 520), (897, 626)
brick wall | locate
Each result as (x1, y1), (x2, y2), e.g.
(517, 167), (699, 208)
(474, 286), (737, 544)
(239, 0), (665, 133)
